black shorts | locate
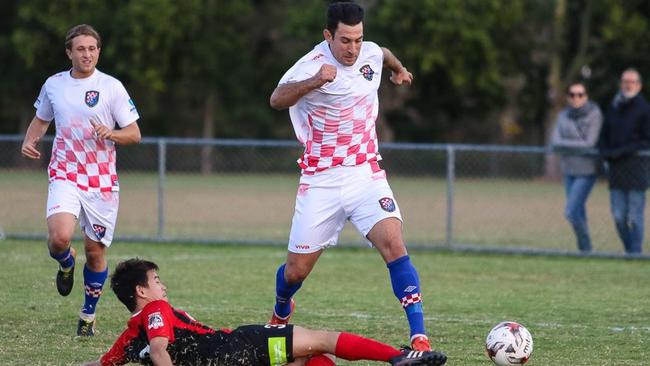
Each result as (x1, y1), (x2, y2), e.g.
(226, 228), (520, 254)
(168, 324), (294, 366)
(228, 324), (294, 365)
(209, 324), (295, 366)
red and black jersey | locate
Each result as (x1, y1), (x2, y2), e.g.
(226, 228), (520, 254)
(100, 300), (294, 366)
(101, 300), (226, 365)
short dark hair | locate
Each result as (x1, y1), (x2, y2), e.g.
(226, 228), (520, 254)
(566, 81), (588, 94)
(65, 24), (101, 49)
(327, 2), (364, 36)
(111, 258), (159, 312)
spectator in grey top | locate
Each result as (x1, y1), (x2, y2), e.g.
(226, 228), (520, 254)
(551, 82), (603, 252)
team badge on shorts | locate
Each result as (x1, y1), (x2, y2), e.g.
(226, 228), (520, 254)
(379, 197), (396, 212)
(359, 64), (375, 81)
(85, 90), (100, 107)
(92, 224), (106, 240)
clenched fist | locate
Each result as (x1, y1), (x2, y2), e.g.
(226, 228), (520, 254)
(90, 118), (113, 140)
(314, 64), (337, 86)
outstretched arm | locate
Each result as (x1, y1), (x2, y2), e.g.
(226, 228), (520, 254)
(381, 47), (413, 85)
(21, 116), (50, 159)
(270, 64), (337, 110)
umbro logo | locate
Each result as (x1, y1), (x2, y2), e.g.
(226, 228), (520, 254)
(404, 286), (417, 293)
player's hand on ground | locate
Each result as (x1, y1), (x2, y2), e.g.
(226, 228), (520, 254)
(315, 64), (337, 86)
(90, 118), (113, 140)
(21, 136), (41, 159)
(390, 67), (413, 86)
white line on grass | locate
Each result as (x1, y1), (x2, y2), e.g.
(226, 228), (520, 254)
(180, 305), (650, 333)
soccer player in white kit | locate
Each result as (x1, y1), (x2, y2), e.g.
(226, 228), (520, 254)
(20, 24), (141, 336)
(268, 2), (437, 354)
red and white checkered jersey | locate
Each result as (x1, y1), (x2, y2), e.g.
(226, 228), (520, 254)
(34, 69), (139, 192)
(279, 41), (384, 175)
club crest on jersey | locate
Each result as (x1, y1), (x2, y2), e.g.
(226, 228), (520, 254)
(148, 312), (164, 330)
(359, 64), (375, 81)
(92, 224), (106, 240)
(379, 197), (396, 212)
(85, 90), (100, 107)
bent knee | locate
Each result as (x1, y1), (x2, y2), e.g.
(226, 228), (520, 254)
(48, 231), (73, 250)
(284, 266), (309, 284)
(611, 212), (626, 225)
(564, 210), (579, 224)
(376, 241), (408, 263)
(284, 252), (321, 284)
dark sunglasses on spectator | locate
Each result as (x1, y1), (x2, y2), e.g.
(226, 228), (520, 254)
(568, 92), (585, 98)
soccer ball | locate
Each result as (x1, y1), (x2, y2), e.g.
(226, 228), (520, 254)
(485, 321), (533, 365)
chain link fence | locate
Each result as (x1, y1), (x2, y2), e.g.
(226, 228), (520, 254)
(2, 135), (647, 257)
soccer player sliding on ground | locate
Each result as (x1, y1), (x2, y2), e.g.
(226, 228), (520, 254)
(83, 258), (446, 366)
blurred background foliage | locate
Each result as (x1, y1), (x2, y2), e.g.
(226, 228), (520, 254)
(2, 0), (650, 144)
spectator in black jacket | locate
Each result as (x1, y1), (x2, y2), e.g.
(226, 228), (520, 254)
(599, 68), (650, 254)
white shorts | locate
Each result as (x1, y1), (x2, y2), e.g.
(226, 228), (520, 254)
(46, 180), (119, 247)
(288, 162), (402, 254)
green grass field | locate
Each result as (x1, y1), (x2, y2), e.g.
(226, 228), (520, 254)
(1, 239), (649, 365)
(0, 170), (634, 253)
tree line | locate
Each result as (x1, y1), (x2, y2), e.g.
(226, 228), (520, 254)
(1, 0), (649, 145)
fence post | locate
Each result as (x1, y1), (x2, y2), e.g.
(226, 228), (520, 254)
(445, 144), (455, 247)
(157, 139), (166, 241)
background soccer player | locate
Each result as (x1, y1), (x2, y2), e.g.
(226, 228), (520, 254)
(20, 24), (141, 336)
(82, 258), (446, 366)
(268, 2), (433, 351)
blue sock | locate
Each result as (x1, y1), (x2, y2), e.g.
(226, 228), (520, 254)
(50, 248), (75, 270)
(387, 255), (426, 337)
(81, 265), (108, 317)
(274, 263), (302, 318)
